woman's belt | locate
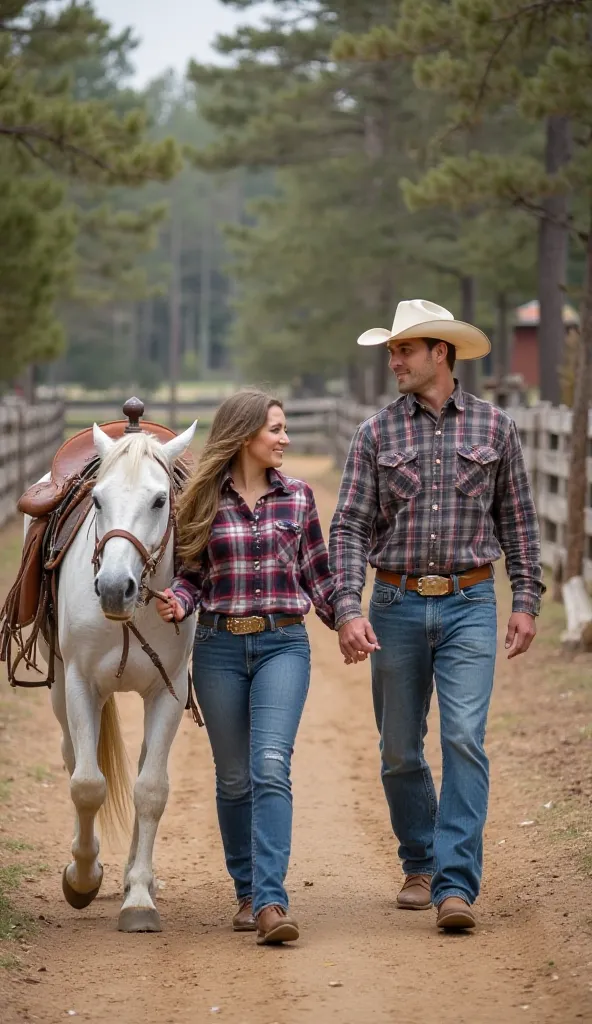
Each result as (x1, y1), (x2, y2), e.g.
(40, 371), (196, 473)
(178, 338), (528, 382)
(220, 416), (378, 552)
(198, 612), (304, 634)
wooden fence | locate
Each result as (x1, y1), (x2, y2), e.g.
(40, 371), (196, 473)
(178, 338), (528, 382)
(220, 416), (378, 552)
(3, 393), (590, 579)
(0, 399), (65, 530)
(63, 396), (337, 453)
(330, 398), (592, 580)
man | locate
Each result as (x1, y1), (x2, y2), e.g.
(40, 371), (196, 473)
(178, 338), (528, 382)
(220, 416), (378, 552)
(329, 298), (544, 931)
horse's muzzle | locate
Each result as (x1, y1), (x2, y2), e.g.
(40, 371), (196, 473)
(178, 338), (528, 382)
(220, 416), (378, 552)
(95, 571), (138, 620)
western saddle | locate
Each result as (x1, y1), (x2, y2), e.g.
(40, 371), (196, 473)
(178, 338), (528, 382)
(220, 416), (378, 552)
(0, 398), (196, 706)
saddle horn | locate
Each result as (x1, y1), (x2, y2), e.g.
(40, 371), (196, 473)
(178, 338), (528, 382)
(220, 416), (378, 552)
(123, 397), (145, 433)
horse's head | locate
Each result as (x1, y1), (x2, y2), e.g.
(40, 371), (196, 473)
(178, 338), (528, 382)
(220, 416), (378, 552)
(91, 423), (196, 621)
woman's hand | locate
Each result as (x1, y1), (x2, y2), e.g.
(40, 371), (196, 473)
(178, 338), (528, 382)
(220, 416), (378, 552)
(155, 588), (186, 623)
(338, 616), (380, 664)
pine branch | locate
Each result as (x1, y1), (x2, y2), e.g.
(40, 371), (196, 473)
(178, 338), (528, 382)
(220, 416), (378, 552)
(475, 22), (518, 110)
(509, 191), (588, 241)
(16, 133), (59, 172)
(0, 123), (113, 173)
(494, 0), (589, 22)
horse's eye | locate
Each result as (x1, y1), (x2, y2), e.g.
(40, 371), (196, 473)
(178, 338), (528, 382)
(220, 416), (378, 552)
(92, 495), (101, 510)
(153, 495), (166, 510)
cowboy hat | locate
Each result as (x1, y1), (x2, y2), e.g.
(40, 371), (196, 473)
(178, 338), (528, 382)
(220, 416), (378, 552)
(357, 299), (490, 360)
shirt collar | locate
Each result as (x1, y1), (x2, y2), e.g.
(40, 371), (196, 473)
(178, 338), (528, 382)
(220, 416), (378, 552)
(221, 466), (293, 496)
(405, 378), (465, 416)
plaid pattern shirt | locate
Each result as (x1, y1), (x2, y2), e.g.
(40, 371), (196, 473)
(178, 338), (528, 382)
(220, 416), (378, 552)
(329, 381), (545, 628)
(171, 468), (335, 628)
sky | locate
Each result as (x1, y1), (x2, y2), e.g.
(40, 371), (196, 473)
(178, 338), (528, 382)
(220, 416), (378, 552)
(95, 0), (274, 86)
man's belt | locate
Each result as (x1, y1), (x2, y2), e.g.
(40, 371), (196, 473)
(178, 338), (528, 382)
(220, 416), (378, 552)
(198, 612), (304, 635)
(376, 564), (493, 597)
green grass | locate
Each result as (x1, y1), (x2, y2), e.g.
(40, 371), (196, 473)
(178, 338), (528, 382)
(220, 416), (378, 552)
(0, 839), (34, 854)
(0, 952), (21, 969)
(0, 864), (34, 941)
(0, 779), (13, 802)
(27, 765), (52, 783)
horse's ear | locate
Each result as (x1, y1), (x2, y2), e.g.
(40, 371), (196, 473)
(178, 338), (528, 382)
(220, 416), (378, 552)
(93, 423), (116, 460)
(161, 421), (198, 464)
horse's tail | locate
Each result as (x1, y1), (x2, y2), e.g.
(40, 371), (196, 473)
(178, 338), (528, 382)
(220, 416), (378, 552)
(97, 695), (131, 842)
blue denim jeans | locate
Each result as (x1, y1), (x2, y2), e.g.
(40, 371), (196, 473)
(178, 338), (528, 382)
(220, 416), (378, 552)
(192, 619), (311, 917)
(369, 576), (498, 907)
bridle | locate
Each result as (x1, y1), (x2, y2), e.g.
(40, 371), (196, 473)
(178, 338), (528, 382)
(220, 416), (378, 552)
(91, 469), (176, 606)
(90, 459), (201, 724)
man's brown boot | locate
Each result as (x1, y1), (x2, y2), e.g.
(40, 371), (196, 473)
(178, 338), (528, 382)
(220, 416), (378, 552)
(256, 905), (299, 945)
(232, 897), (256, 932)
(396, 874), (432, 910)
(436, 896), (476, 930)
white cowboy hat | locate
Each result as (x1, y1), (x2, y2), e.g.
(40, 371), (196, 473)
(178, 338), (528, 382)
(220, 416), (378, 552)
(357, 299), (490, 360)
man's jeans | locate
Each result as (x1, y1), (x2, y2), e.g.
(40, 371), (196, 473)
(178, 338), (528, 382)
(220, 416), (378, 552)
(193, 620), (310, 917)
(369, 576), (498, 907)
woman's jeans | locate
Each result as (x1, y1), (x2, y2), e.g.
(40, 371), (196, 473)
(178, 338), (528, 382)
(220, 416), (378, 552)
(193, 619), (311, 917)
(369, 576), (498, 907)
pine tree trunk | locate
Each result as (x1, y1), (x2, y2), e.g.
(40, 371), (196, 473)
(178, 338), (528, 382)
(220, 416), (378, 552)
(199, 212), (213, 377)
(564, 213), (592, 582)
(538, 115), (571, 405)
(168, 212), (182, 432)
(458, 275), (479, 396)
(495, 291), (511, 381)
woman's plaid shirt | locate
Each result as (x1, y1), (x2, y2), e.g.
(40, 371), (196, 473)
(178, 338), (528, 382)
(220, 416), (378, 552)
(171, 468), (335, 628)
(328, 382), (545, 629)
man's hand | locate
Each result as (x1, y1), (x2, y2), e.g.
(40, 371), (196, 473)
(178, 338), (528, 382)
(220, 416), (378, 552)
(505, 612), (536, 659)
(338, 617), (380, 664)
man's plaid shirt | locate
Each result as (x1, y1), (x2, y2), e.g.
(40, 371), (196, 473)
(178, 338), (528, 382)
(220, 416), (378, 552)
(171, 468), (335, 628)
(328, 381), (544, 628)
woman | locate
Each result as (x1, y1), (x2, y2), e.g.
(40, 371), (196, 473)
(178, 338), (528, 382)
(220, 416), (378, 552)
(156, 388), (335, 945)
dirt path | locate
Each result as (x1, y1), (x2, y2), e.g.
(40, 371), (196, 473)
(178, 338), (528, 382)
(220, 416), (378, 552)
(1, 455), (591, 1024)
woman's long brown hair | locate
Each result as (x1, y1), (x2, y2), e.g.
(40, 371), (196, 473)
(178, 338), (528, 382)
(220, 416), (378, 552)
(176, 388), (283, 566)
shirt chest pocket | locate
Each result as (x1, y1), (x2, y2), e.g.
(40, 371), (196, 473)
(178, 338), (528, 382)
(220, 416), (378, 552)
(456, 445), (500, 498)
(275, 519), (302, 567)
(378, 450), (421, 500)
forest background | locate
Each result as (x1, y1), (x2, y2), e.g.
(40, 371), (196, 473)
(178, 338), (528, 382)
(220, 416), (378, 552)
(3, 0), (590, 413)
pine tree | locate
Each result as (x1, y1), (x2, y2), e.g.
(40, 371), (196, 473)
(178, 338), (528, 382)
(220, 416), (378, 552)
(0, 1), (180, 382)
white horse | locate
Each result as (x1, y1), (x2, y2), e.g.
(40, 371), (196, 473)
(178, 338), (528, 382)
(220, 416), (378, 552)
(26, 422), (196, 932)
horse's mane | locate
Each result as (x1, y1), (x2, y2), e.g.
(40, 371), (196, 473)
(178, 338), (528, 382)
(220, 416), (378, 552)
(96, 432), (164, 485)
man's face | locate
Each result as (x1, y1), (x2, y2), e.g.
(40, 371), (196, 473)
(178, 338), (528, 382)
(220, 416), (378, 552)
(387, 338), (439, 394)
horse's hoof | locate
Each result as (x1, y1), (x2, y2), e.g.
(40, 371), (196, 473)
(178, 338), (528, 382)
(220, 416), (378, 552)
(117, 906), (162, 933)
(62, 864), (103, 909)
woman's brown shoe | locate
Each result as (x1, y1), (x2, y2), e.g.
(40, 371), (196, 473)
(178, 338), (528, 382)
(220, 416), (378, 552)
(436, 897), (476, 930)
(232, 897), (256, 932)
(256, 905), (299, 945)
(396, 874), (432, 910)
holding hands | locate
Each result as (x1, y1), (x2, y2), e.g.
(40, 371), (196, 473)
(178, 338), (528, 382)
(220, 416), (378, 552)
(338, 616), (380, 665)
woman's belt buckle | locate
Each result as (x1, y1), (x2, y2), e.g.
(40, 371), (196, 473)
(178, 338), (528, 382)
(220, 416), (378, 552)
(417, 575), (450, 597)
(227, 615), (266, 634)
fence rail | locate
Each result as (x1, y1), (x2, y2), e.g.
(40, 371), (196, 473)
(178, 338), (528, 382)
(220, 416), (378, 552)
(63, 396), (338, 453)
(0, 399), (65, 530)
(2, 394), (590, 579)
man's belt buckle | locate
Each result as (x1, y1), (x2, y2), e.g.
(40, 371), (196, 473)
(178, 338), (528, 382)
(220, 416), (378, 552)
(227, 615), (266, 635)
(417, 575), (449, 597)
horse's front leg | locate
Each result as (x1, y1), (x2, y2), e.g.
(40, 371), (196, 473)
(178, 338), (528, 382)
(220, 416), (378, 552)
(62, 668), (105, 909)
(118, 683), (184, 933)
(124, 740), (146, 894)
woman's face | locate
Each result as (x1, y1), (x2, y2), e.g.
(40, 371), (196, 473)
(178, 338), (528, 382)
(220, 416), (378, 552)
(244, 405), (290, 470)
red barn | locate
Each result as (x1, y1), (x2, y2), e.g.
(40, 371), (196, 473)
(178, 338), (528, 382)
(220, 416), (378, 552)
(511, 299), (580, 388)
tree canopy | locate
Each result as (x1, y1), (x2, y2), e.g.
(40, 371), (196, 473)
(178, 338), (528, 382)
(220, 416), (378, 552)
(0, 0), (179, 383)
